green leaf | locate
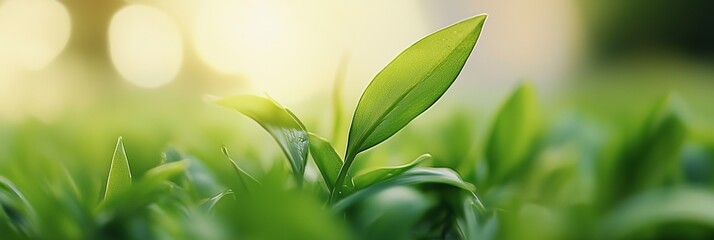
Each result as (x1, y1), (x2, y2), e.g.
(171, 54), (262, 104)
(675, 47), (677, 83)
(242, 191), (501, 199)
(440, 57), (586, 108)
(602, 188), (714, 239)
(139, 160), (189, 188)
(104, 136), (132, 201)
(485, 82), (540, 182)
(162, 147), (224, 199)
(353, 153), (430, 189)
(0, 177), (36, 237)
(609, 94), (687, 202)
(216, 95), (309, 181)
(346, 15), (487, 158)
(308, 133), (353, 191)
(97, 161), (189, 215)
(200, 189), (234, 213)
(333, 168), (476, 212)
(221, 146), (260, 194)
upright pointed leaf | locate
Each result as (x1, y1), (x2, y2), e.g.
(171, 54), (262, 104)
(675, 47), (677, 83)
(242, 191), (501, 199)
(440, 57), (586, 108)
(353, 154), (430, 189)
(216, 95), (309, 180)
(485, 83), (540, 182)
(308, 133), (353, 191)
(346, 15), (487, 159)
(104, 137), (132, 200)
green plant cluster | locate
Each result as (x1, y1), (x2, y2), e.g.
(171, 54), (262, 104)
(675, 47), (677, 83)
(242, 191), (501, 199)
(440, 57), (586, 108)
(2, 14), (714, 240)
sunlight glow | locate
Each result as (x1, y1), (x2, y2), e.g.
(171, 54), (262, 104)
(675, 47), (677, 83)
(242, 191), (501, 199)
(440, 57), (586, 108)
(0, 0), (71, 70)
(109, 5), (183, 88)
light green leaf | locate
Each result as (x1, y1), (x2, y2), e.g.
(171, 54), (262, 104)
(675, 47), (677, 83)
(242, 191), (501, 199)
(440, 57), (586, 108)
(333, 168), (476, 212)
(308, 133), (353, 191)
(485, 82), (540, 182)
(346, 15), (487, 159)
(140, 160), (189, 188)
(353, 154), (430, 189)
(216, 95), (309, 181)
(104, 136), (132, 201)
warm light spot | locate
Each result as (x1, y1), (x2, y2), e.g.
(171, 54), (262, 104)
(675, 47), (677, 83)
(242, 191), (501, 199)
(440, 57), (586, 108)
(0, 0), (71, 70)
(109, 5), (183, 88)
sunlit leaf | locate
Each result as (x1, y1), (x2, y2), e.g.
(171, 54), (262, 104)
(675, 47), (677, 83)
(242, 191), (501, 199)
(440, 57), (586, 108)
(216, 95), (309, 181)
(353, 154), (430, 189)
(346, 14), (487, 159)
(104, 137), (132, 201)
(333, 168), (476, 212)
(308, 133), (353, 191)
(485, 82), (540, 183)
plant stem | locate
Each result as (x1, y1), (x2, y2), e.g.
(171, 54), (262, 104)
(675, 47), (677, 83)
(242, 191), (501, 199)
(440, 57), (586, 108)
(329, 151), (356, 204)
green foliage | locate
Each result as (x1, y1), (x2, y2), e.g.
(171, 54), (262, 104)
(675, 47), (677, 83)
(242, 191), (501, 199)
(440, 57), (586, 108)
(485, 82), (541, 185)
(334, 14), (487, 202)
(353, 153), (430, 189)
(216, 95), (309, 182)
(346, 14), (487, 157)
(307, 133), (353, 191)
(104, 137), (132, 201)
(2, 12), (713, 240)
(0, 177), (36, 238)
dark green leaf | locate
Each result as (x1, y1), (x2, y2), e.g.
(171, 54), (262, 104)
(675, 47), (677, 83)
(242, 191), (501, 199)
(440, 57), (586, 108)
(353, 153), (430, 189)
(609, 94), (687, 202)
(346, 14), (487, 158)
(216, 95), (309, 180)
(0, 177), (35, 237)
(104, 136), (132, 201)
(485, 82), (540, 182)
(307, 133), (353, 191)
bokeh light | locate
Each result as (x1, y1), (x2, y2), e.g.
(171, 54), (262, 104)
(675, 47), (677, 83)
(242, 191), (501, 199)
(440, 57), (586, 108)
(0, 0), (70, 70)
(109, 4), (183, 88)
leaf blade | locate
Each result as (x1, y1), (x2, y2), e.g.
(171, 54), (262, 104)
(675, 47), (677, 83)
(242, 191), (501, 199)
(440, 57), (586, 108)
(353, 153), (430, 189)
(347, 15), (487, 157)
(103, 136), (132, 201)
(308, 133), (353, 191)
(485, 82), (540, 183)
(216, 95), (309, 180)
(333, 167), (476, 212)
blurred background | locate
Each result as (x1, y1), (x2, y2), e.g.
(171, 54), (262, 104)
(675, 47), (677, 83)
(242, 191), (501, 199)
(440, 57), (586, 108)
(2, 0), (714, 238)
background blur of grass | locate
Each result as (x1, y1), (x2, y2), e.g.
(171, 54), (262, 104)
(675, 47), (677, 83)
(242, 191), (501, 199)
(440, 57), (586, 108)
(1, 0), (714, 239)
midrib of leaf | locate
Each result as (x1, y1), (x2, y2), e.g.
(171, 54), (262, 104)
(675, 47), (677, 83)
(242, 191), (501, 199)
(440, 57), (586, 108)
(334, 25), (480, 203)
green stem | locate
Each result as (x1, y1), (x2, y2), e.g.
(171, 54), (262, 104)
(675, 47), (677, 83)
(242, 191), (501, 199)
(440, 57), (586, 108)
(329, 151), (356, 204)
